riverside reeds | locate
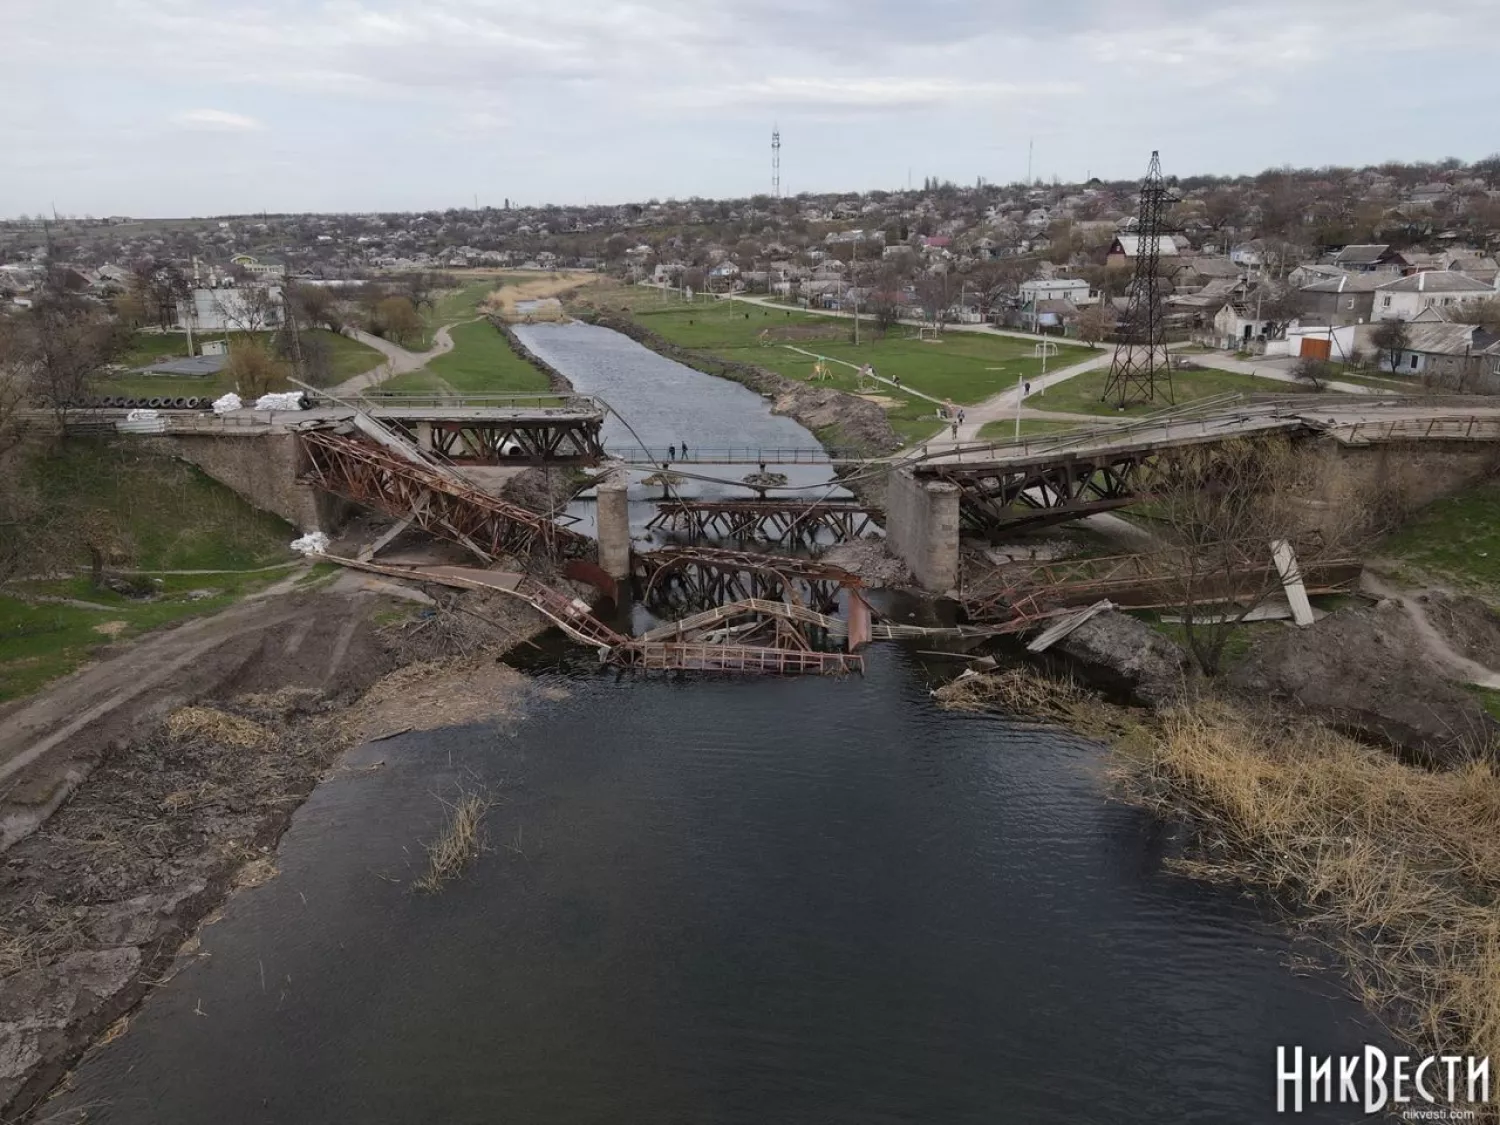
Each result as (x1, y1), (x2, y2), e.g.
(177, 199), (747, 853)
(1124, 699), (1500, 1082)
(411, 786), (493, 893)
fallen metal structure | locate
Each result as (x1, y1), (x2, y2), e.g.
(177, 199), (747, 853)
(962, 540), (1362, 622)
(633, 546), (861, 616)
(301, 430), (594, 562)
(317, 554), (864, 675)
(646, 499), (883, 546)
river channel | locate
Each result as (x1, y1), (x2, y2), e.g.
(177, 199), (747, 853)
(47, 323), (1385, 1123)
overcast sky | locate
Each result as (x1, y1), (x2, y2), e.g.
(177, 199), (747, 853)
(4, 0), (1497, 217)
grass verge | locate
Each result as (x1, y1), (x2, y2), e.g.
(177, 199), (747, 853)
(1375, 480), (1500, 599)
(385, 319), (551, 396)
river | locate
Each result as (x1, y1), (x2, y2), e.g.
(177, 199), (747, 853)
(45, 323), (1386, 1123)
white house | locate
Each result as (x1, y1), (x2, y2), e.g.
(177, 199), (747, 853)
(176, 285), (283, 333)
(1371, 271), (1497, 322)
(1019, 278), (1098, 306)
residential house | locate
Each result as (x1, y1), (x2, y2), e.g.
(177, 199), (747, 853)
(176, 285), (282, 333)
(1379, 322), (1499, 377)
(1298, 274), (1384, 325)
(1372, 271), (1497, 321)
(1018, 278), (1097, 306)
(1211, 302), (1277, 348)
(1331, 244), (1405, 273)
(1288, 262), (1347, 288)
(1106, 235), (1180, 268)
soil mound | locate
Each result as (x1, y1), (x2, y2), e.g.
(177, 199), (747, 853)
(1228, 602), (1498, 766)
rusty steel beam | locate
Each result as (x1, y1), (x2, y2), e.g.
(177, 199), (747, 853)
(393, 417), (606, 466)
(300, 429), (593, 561)
(646, 499), (883, 545)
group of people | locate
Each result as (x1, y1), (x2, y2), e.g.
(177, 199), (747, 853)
(666, 442), (690, 460)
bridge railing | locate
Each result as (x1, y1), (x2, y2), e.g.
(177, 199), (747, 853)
(607, 446), (855, 465)
(352, 391), (607, 414)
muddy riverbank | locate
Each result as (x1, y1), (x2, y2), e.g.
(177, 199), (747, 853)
(0, 578), (559, 1119)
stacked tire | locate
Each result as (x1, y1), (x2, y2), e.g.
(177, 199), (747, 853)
(70, 396), (208, 410)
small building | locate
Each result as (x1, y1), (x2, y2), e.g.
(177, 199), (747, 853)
(1106, 235), (1180, 268)
(1380, 322), (1500, 377)
(1331, 244), (1405, 273)
(1298, 273), (1384, 326)
(1372, 271), (1497, 322)
(1018, 278), (1097, 306)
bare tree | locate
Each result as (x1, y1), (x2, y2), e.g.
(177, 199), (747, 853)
(211, 285), (281, 333)
(1148, 436), (1375, 676)
(914, 270), (951, 328)
(1292, 357), (1333, 390)
(131, 260), (189, 328)
(374, 295), (422, 346)
(9, 289), (119, 426)
(1076, 302), (1114, 346)
(1449, 297), (1500, 333)
(1372, 320), (1411, 374)
(289, 282), (344, 333)
(225, 338), (290, 399)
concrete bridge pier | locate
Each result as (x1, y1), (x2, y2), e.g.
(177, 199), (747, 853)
(885, 467), (961, 593)
(596, 466), (632, 579)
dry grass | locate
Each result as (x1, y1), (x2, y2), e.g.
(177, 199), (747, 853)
(162, 705), (269, 749)
(483, 273), (593, 321)
(933, 666), (1149, 745)
(1124, 699), (1500, 1081)
(411, 785), (494, 894)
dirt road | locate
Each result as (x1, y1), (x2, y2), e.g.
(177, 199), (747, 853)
(330, 322), (463, 397)
(0, 581), (388, 852)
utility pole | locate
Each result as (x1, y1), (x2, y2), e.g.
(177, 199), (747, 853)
(281, 266), (305, 381)
(851, 236), (860, 347)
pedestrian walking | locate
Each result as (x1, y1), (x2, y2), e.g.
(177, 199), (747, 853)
(668, 444), (677, 460)
(1024, 381), (1031, 395)
(951, 419), (959, 438)
(958, 408), (966, 424)
(681, 440), (690, 458)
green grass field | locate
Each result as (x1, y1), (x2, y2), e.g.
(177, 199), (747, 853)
(1029, 364), (1315, 417)
(977, 418), (1102, 441)
(382, 320), (551, 396)
(104, 329), (384, 398)
(1376, 480), (1500, 598)
(628, 301), (1093, 444)
(406, 280), (507, 350)
(0, 442), (299, 700)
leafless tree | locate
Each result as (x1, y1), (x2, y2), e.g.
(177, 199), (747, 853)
(225, 338), (290, 399)
(374, 295), (422, 346)
(1449, 298), (1500, 333)
(1372, 320), (1411, 374)
(289, 282), (344, 333)
(1148, 436), (1376, 676)
(1076, 302), (1114, 346)
(1292, 357), (1333, 390)
(914, 271), (951, 328)
(212, 285), (281, 333)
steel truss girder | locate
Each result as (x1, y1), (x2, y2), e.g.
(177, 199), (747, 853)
(395, 418), (605, 466)
(646, 500), (882, 546)
(299, 430), (593, 561)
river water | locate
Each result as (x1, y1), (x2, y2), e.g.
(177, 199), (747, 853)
(48, 323), (1386, 1123)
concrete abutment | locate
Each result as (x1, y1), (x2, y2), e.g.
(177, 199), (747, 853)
(884, 468), (960, 593)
